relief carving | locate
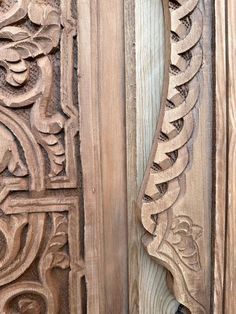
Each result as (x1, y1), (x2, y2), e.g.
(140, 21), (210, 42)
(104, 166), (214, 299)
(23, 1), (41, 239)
(0, 1), (83, 313)
(138, 0), (207, 312)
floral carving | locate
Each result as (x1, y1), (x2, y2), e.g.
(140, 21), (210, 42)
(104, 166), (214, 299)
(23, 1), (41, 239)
(0, 1), (82, 313)
(167, 216), (202, 272)
(0, 0), (79, 202)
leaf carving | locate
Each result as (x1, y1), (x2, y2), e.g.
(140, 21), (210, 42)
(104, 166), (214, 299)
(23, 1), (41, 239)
(0, 3), (65, 176)
(167, 216), (202, 271)
(37, 134), (65, 177)
(0, 26), (30, 41)
(50, 251), (70, 269)
(48, 215), (68, 253)
(28, 3), (60, 54)
(40, 214), (69, 273)
(0, 4), (60, 88)
(0, 124), (28, 176)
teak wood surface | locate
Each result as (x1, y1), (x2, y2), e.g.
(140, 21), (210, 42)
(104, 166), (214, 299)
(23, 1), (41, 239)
(0, 0), (235, 313)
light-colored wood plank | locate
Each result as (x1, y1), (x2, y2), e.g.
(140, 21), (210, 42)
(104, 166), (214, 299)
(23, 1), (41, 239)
(134, 1), (179, 313)
(136, 0), (165, 188)
(225, 0), (236, 312)
(98, 0), (128, 312)
(78, 0), (104, 312)
(214, 0), (227, 312)
(78, 0), (128, 312)
(137, 0), (214, 312)
(124, 0), (140, 312)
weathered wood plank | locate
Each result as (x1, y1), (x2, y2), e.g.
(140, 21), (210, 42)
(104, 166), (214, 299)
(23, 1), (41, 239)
(127, 0), (179, 313)
(79, 0), (128, 312)
(225, 0), (236, 312)
(98, 0), (128, 312)
(214, 0), (227, 312)
(78, 1), (104, 312)
(136, 0), (165, 188)
(125, 0), (140, 312)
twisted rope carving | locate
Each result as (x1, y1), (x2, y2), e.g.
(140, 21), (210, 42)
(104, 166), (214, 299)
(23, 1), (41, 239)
(140, 0), (203, 240)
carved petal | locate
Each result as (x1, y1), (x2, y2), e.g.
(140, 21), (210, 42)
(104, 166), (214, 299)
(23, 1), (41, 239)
(0, 124), (28, 176)
(0, 26), (30, 41)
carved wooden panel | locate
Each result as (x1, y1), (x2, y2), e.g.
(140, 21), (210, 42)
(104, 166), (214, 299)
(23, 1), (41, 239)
(0, 0), (230, 313)
(137, 0), (213, 313)
(0, 1), (84, 313)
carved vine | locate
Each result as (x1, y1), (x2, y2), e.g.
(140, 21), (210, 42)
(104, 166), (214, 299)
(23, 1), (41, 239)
(138, 0), (205, 312)
(0, 1), (82, 313)
(0, 213), (70, 313)
(0, 0), (79, 203)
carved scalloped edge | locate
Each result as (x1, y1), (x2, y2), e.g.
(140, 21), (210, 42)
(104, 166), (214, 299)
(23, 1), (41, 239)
(137, 0), (206, 312)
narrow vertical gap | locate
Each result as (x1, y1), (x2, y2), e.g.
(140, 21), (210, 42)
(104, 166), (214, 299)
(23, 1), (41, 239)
(81, 275), (87, 314)
(74, 33), (85, 261)
(222, 0), (229, 312)
(211, 0), (216, 311)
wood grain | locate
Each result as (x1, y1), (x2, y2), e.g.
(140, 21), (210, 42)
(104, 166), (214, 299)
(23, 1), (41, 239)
(135, 4), (171, 311)
(137, 0), (214, 312)
(136, 0), (165, 188)
(125, 0), (140, 312)
(79, 0), (128, 312)
(214, 0), (227, 312)
(224, 0), (236, 312)
(125, 0), (179, 313)
(98, 0), (128, 312)
(78, 0), (103, 312)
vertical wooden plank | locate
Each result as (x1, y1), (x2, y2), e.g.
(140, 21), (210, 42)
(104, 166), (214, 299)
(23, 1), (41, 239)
(214, 0), (227, 312)
(98, 0), (128, 313)
(225, 0), (236, 312)
(79, 0), (128, 313)
(78, 0), (104, 312)
(124, 0), (140, 313)
(126, 0), (179, 313)
(136, 0), (165, 187)
(79, 0), (128, 312)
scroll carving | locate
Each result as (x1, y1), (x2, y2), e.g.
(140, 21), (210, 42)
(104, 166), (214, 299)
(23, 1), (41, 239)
(138, 0), (208, 312)
(0, 1), (84, 313)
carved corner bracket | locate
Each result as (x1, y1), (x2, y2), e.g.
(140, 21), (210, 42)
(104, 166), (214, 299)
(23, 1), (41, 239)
(137, 0), (211, 313)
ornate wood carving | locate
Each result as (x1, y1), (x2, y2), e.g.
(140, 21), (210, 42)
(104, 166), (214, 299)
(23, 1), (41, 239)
(0, 1), (84, 313)
(138, 0), (212, 313)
